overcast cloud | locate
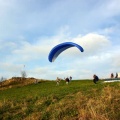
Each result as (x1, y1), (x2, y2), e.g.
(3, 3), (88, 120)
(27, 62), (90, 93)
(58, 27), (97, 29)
(0, 0), (120, 80)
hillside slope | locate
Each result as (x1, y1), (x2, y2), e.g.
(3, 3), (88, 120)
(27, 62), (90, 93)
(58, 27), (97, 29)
(0, 80), (120, 120)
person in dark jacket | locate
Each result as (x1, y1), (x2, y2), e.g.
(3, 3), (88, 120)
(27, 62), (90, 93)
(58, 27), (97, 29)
(93, 74), (99, 84)
(65, 77), (69, 85)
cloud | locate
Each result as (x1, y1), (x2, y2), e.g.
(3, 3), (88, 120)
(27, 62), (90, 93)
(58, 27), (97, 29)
(73, 33), (111, 55)
(1, 30), (118, 79)
(101, 0), (120, 17)
(109, 47), (120, 68)
(0, 62), (24, 78)
(54, 33), (111, 60)
(28, 67), (75, 79)
(0, 0), (119, 44)
(0, 0), (120, 79)
(8, 32), (111, 63)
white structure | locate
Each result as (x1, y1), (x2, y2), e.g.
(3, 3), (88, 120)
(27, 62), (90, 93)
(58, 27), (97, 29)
(104, 80), (120, 83)
(118, 73), (120, 78)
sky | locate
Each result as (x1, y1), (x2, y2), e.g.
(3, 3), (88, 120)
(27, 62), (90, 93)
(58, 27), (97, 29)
(0, 0), (120, 80)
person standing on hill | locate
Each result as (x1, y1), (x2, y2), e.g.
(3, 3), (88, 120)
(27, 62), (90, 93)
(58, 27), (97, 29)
(70, 76), (72, 81)
(65, 77), (69, 85)
(56, 77), (61, 86)
(111, 73), (114, 79)
(93, 74), (99, 84)
(115, 73), (118, 78)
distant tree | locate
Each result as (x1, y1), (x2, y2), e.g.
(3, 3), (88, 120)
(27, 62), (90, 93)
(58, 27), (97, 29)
(21, 71), (27, 79)
(0, 76), (4, 81)
(0, 76), (5, 87)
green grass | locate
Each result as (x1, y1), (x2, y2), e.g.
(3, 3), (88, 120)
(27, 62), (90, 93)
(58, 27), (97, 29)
(0, 80), (91, 100)
(0, 80), (120, 120)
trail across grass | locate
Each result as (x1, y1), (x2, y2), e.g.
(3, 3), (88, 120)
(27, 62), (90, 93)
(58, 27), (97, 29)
(0, 80), (120, 120)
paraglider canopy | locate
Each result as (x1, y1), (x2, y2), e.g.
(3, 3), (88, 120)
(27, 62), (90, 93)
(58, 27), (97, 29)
(48, 42), (84, 62)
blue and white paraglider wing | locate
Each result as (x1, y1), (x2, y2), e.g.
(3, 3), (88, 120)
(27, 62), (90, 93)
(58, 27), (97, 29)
(48, 42), (84, 62)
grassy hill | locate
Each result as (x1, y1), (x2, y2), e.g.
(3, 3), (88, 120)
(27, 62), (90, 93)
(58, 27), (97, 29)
(0, 79), (120, 120)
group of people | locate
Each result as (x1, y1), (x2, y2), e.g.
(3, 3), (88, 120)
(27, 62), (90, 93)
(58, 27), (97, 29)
(93, 72), (119, 84)
(56, 72), (119, 85)
(56, 76), (72, 85)
(111, 73), (118, 79)
(57, 75), (99, 85)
